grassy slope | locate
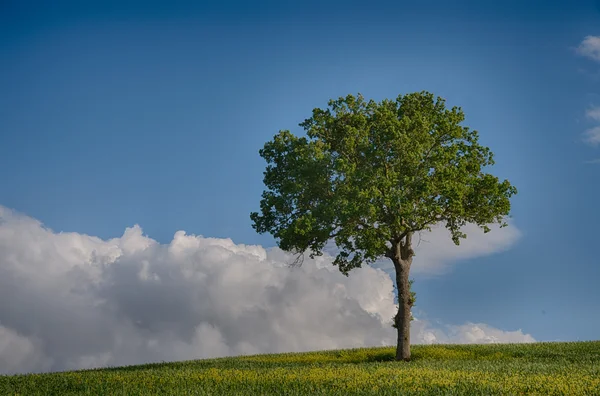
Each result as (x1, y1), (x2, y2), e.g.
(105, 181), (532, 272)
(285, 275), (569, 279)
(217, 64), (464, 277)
(1, 342), (599, 395)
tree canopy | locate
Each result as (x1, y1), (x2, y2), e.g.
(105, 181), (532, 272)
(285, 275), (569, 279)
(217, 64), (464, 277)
(251, 92), (517, 275)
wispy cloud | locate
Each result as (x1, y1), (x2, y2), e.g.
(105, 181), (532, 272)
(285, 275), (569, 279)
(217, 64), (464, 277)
(0, 206), (534, 374)
(576, 36), (600, 63)
(584, 158), (600, 164)
(587, 106), (600, 122)
(583, 106), (600, 147)
(583, 126), (600, 146)
(576, 36), (600, 153)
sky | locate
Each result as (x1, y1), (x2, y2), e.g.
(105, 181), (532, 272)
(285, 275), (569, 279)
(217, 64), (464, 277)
(0, 0), (599, 374)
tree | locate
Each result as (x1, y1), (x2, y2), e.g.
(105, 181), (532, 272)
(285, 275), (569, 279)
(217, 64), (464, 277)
(250, 92), (517, 361)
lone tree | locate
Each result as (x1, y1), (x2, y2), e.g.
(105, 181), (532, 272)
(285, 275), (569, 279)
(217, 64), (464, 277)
(250, 92), (517, 361)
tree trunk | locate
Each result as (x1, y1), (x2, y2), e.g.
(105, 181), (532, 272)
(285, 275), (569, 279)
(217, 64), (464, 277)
(389, 233), (414, 361)
(394, 264), (412, 361)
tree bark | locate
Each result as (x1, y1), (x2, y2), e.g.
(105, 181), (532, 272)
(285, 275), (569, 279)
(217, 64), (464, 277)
(394, 263), (412, 361)
(391, 233), (414, 362)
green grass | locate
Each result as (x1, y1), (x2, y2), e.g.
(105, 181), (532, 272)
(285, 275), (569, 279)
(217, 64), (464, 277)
(2, 341), (599, 395)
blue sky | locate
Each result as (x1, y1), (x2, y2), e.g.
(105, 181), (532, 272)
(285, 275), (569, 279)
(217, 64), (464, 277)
(0, 0), (599, 373)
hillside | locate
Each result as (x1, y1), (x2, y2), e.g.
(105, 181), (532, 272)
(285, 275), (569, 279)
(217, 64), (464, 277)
(1, 341), (599, 395)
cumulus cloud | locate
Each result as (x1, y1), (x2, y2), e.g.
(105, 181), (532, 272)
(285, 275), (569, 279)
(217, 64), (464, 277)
(0, 206), (533, 375)
(412, 319), (536, 344)
(359, 221), (521, 276)
(576, 35), (600, 63)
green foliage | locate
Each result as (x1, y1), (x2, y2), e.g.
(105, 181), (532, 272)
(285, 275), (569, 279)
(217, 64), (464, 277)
(407, 279), (417, 307)
(251, 92), (516, 274)
(2, 342), (599, 395)
(392, 279), (417, 328)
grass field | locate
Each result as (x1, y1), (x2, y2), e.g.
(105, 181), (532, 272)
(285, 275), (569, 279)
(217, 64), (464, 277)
(1, 341), (599, 395)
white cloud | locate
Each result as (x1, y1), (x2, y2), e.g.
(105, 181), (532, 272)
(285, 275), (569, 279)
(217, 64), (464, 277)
(586, 106), (600, 122)
(583, 126), (600, 146)
(412, 319), (535, 344)
(0, 325), (52, 374)
(412, 222), (520, 275)
(576, 37), (600, 147)
(0, 206), (533, 374)
(366, 221), (521, 276)
(576, 36), (600, 63)
(583, 106), (600, 146)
